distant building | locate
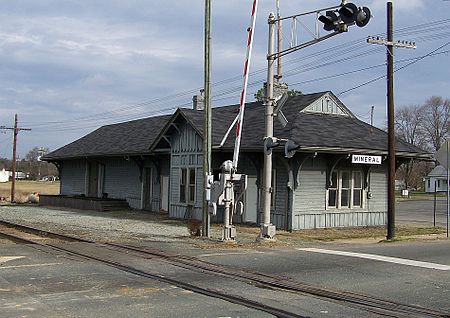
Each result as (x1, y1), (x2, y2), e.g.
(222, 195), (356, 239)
(0, 169), (8, 183)
(425, 165), (449, 193)
(5, 171), (27, 180)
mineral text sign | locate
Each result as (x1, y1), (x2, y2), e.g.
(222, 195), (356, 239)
(352, 155), (382, 165)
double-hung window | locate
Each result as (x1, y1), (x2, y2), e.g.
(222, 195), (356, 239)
(328, 170), (364, 209)
(179, 168), (196, 204)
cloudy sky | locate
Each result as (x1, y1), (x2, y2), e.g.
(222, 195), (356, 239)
(0, 0), (449, 159)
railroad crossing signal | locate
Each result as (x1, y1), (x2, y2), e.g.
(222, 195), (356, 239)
(318, 2), (371, 32)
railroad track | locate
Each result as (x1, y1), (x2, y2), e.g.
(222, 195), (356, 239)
(1, 219), (449, 318)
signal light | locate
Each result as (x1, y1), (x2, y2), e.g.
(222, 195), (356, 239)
(356, 7), (371, 27)
(318, 3), (371, 32)
(263, 137), (279, 156)
(339, 3), (358, 24)
(318, 11), (339, 31)
(284, 140), (300, 158)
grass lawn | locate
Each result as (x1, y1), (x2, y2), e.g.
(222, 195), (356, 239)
(396, 191), (447, 200)
(207, 223), (447, 246)
(0, 181), (60, 203)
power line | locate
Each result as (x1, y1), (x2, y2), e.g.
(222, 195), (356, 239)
(16, 19), (450, 131)
(337, 42), (450, 96)
(28, 45), (450, 133)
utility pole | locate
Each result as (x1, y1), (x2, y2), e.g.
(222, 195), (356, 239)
(202, 0), (212, 237)
(386, 2), (395, 240)
(367, 1), (416, 240)
(370, 105), (374, 126)
(276, 0), (282, 80)
(0, 114), (31, 202)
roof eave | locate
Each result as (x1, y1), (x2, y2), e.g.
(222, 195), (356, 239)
(296, 146), (433, 159)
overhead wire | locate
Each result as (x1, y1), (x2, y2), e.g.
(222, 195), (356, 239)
(20, 18), (450, 132)
(337, 42), (450, 96)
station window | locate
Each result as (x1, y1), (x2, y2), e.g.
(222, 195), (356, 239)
(179, 168), (187, 203)
(327, 170), (364, 209)
(179, 168), (196, 204)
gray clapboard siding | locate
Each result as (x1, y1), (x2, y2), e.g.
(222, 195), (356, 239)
(60, 160), (87, 195)
(367, 165), (388, 213)
(294, 169), (327, 213)
(169, 121), (203, 220)
(103, 158), (142, 208)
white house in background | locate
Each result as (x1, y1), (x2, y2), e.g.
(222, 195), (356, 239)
(425, 165), (449, 193)
(0, 169), (8, 182)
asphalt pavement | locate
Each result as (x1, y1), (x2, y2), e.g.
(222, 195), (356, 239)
(396, 198), (449, 227)
(1, 203), (450, 317)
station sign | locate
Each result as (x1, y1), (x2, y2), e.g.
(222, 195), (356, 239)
(352, 154), (381, 165)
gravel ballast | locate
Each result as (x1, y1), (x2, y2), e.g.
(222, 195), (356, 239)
(0, 205), (191, 243)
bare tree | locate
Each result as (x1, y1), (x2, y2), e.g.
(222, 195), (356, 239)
(395, 96), (449, 190)
(421, 96), (449, 152)
(395, 104), (427, 149)
(24, 147), (56, 180)
(394, 104), (429, 189)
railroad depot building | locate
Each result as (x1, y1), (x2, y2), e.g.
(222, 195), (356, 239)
(42, 91), (430, 230)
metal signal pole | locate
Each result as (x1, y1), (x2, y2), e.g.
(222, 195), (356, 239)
(259, 13), (277, 240)
(0, 114), (31, 202)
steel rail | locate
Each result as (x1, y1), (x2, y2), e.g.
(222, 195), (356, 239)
(2, 220), (449, 318)
(108, 243), (450, 318)
(0, 222), (307, 318)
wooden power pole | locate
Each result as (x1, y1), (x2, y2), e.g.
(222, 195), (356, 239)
(367, 1), (416, 240)
(0, 114), (31, 202)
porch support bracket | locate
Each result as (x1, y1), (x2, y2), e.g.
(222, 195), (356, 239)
(131, 156), (145, 182)
(363, 165), (373, 190)
(326, 154), (350, 189)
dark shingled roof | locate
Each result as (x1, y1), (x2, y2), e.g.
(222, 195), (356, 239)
(44, 91), (430, 161)
(43, 115), (172, 160)
(178, 92), (428, 157)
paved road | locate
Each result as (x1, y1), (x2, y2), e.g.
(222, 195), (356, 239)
(397, 198), (449, 226)
(1, 205), (450, 317)
(2, 232), (450, 317)
(196, 240), (450, 314)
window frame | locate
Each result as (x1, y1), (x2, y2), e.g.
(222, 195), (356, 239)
(327, 169), (365, 210)
(179, 167), (196, 204)
(179, 168), (187, 203)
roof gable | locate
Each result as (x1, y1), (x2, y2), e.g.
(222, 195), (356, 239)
(301, 92), (354, 117)
(427, 165), (448, 177)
